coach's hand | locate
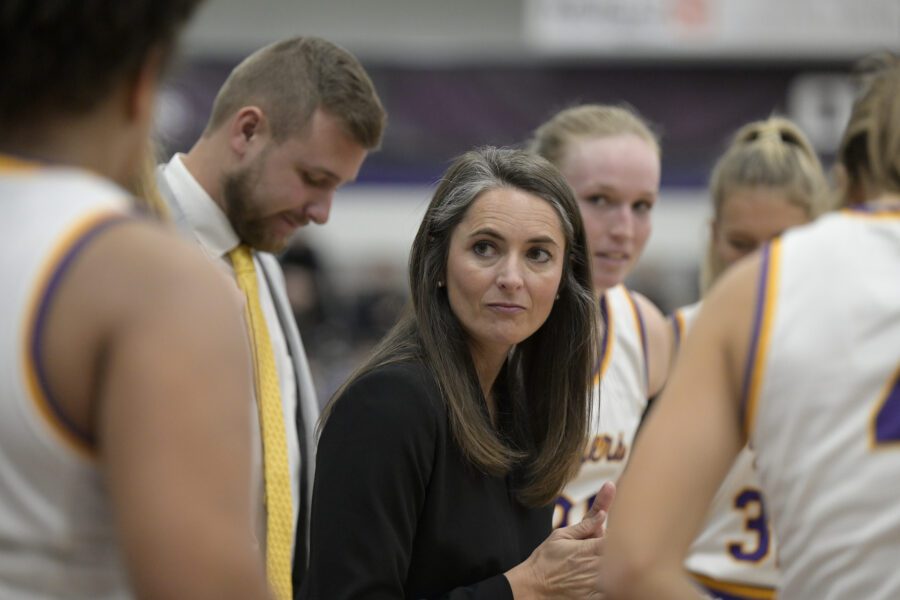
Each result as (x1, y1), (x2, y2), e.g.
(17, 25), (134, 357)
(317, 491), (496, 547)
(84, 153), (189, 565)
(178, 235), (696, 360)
(503, 481), (616, 599)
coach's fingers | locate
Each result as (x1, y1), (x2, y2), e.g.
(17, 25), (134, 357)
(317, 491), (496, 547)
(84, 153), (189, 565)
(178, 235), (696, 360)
(583, 481), (616, 524)
(557, 510), (607, 541)
(584, 481), (616, 537)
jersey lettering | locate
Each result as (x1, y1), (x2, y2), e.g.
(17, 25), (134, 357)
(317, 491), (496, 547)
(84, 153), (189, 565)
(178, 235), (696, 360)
(582, 432), (627, 463)
(553, 492), (598, 529)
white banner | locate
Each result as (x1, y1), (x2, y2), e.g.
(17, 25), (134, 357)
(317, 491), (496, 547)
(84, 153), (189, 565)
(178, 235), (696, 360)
(525, 0), (900, 59)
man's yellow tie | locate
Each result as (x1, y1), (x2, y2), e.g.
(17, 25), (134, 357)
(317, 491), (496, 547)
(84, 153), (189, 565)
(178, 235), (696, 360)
(229, 245), (293, 600)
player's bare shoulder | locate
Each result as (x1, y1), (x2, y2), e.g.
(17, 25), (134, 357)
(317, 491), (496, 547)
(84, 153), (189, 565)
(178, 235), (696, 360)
(698, 249), (766, 394)
(79, 219), (243, 328)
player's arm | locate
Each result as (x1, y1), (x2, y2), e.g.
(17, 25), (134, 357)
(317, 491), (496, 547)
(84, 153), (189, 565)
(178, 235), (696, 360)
(631, 292), (674, 398)
(91, 224), (271, 598)
(601, 255), (761, 599)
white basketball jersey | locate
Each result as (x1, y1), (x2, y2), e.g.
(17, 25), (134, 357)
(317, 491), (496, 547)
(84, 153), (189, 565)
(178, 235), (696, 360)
(554, 285), (648, 527)
(675, 302), (778, 599)
(0, 156), (133, 598)
(745, 210), (900, 600)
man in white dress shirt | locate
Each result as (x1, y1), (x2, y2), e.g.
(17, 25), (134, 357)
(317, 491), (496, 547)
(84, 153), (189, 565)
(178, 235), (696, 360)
(156, 36), (386, 594)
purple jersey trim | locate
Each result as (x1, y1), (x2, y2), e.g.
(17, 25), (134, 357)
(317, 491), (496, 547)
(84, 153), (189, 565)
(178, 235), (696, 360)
(739, 243), (772, 427)
(626, 291), (650, 390)
(595, 295), (610, 377)
(29, 215), (129, 448)
(670, 312), (682, 352)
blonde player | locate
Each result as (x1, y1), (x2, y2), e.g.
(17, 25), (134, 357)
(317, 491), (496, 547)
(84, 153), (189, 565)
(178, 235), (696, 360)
(603, 57), (900, 600)
(530, 104), (672, 527)
(0, 1), (270, 597)
(672, 117), (830, 599)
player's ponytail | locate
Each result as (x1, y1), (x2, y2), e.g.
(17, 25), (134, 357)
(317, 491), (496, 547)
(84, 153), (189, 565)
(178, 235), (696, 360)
(837, 53), (900, 205)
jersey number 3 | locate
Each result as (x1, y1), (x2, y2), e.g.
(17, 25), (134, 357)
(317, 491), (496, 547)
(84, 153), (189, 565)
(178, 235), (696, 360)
(728, 488), (770, 562)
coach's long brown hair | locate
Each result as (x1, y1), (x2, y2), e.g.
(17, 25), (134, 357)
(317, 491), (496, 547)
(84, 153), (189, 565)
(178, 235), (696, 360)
(322, 147), (597, 507)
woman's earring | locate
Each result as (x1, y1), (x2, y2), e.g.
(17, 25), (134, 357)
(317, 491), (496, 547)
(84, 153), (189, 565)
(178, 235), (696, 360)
(437, 280), (444, 288)
(555, 293), (560, 300)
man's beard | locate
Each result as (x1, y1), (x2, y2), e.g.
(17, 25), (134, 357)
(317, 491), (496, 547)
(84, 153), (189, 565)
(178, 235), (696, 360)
(221, 163), (290, 254)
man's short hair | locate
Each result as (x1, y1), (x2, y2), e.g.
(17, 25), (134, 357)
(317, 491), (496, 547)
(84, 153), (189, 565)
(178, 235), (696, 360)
(205, 36), (386, 150)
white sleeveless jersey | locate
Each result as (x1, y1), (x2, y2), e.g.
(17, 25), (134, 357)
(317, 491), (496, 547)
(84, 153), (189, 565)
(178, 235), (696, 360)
(744, 210), (900, 600)
(0, 157), (133, 598)
(554, 285), (648, 527)
(674, 302), (778, 600)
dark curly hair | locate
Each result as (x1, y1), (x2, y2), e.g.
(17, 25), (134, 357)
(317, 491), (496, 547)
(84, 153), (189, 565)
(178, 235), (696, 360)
(0, 0), (203, 132)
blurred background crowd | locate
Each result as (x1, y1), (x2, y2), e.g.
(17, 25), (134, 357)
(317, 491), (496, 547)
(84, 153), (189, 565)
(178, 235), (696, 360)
(153, 0), (900, 402)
